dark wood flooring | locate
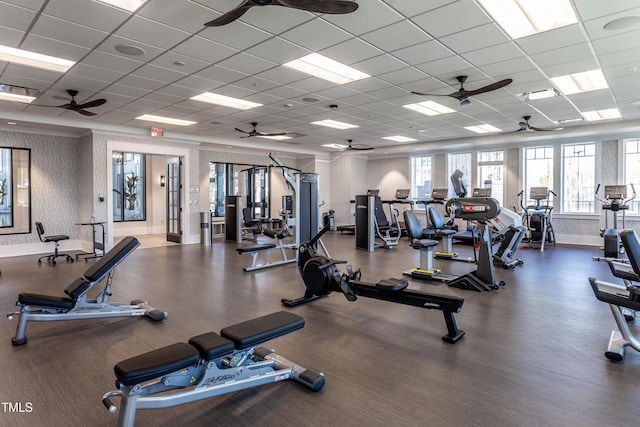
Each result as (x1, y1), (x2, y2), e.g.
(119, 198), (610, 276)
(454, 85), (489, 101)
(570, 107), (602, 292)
(1, 233), (640, 426)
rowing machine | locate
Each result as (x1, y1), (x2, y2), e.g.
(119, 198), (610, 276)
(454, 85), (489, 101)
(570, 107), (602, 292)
(102, 311), (324, 427)
(6, 236), (166, 345)
(281, 224), (465, 344)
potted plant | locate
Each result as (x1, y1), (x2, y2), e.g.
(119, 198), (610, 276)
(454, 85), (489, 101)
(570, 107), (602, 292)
(0, 178), (6, 204)
(124, 173), (139, 210)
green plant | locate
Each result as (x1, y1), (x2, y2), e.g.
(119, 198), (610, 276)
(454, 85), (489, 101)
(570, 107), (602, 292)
(124, 173), (139, 210)
(0, 178), (6, 204)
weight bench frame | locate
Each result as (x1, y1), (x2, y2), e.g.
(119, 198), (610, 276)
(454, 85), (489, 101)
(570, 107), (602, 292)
(102, 311), (324, 427)
(236, 229), (297, 272)
(7, 236), (167, 346)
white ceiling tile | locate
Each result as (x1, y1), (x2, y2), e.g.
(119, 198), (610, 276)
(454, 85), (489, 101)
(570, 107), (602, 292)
(391, 40), (454, 65)
(321, 1), (404, 36)
(280, 19), (352, 52)
(530, 43), (593, 67)
(516, 25), (586, 55)
(131, 64), (187, 84)
(194, 64), (248, 85)
(21, 33), (90, 62)
(172, 36), (238, 64)
(115, 15), (191, 49)
(216, 52), (277, 75)
(245, 37), (310, 64)
(377, 68), (431, 85)
(360, 19), (432, 52)
(353, 54), (407, 77)
(198, 20), (273, 51)
(320, 38), (384, 65)
(415, 57), (473, 79)
(95, 35), (165, 63)
(0, 1), (37, 32)
(138, 0), (215, 33)
(440, 23), (509, 54)
(43, 0), (129, 32)
(461, 42), (522, 67)
(410, 0), (492, 38)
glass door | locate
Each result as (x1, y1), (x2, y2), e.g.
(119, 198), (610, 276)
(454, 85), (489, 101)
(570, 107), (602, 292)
(166, 157), (182, 243)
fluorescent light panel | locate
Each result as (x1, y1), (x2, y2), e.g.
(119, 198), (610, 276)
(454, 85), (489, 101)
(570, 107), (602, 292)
(0, 84), (39, 103)
(311, 119), (359, 130)
(582, 108), (621, 121)
(256, 135), (292, 140)
(479, 0), (577, 39)
(465, 124), (501, 134)
(403, 101), (455, 116)
(0, 45), (75, 73)
(322, 143), (348, 149)
(383, 136), (417, 142)
(283, 53), (370, 85)
(135, 114), (196, 126)
(0, 92), (36, 103)
(551, 70), (608, 95)
(95, 0), (146, 12)
(190, 92), (262, 110)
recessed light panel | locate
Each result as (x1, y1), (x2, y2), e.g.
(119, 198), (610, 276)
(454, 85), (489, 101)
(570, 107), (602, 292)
(95, 0), (146, 12)
(383, 136), (417, 142)
(464, 124), (501, 134)
(256, 135), (292, 140)
(551, 70), (608, 95)
(0, 84), (39, 103)
(402, 101), (455, 116)
(135, 114), (196, 126)
(284, 53), (370, 84)
(581, 108), (621, 121)
(322, 143), (349, 149)
(0, 45), (75, 73)
(479, 0), (577, 39)
(311, 119), (359, 130)
(190, 92), (262, 110)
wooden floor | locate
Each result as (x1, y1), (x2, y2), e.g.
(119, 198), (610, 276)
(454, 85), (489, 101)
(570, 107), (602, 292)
(1, 232), (640, 426)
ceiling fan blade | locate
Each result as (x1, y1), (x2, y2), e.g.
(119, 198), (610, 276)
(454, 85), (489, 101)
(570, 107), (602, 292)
(76, 109), (97, 117)
(411, 91), (450, 97)
(530, 126), (563, 131)
(277, 0), (359, 14)
(349, 146), (374, 151)
(75, 98), (106, 109)
(205, 1), (253, 26)
(462, 79), (513, 97)
(235, 127), (250, 134)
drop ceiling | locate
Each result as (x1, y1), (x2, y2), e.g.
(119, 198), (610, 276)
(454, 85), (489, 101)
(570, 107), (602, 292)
(1, 0), (640, 156)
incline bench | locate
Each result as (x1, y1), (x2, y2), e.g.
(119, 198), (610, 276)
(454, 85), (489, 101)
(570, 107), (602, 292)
(7, 236), (167, 345)
(236, 228), (296, 272)
(102, 311), (324, 427)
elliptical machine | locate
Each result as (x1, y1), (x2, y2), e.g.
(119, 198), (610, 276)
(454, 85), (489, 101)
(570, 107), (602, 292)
(593, 184), (636, 261)
(518, 187), (556, 252)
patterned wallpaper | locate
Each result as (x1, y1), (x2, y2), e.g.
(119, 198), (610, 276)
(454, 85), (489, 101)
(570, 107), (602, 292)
(0, 130), (80, 246)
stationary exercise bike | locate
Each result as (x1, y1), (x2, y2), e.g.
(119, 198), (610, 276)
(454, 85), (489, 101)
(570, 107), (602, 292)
(593, 183), (636, 261)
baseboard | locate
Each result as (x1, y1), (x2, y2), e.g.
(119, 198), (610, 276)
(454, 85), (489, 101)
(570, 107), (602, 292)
(0, 240), (92, 258)
(553, 234), (601, 247)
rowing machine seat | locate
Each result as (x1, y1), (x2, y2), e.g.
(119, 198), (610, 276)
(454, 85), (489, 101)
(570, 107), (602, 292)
(236, 243), (276, 254)
(375, 278), (409, 291)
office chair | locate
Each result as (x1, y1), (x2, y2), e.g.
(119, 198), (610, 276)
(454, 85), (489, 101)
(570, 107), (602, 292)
(35, 221), (74, 265)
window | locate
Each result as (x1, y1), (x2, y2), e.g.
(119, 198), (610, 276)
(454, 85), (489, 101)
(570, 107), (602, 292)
(624, 139), (640, 214)
(411, 155), (432, 199)
(477, 150), (503, 205)
(448, 153), (471, 198)
(562, 143), (595, 213)
(524, 146), (554, 206)
(113, 152), (146, 222)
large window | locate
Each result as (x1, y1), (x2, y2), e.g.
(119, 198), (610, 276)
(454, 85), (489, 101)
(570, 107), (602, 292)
(477, 150), (503, 205)
(411, 155), (432, 199)
(562, 143), (595, 213)
(524, 146), (554, 206)
(624, 139), (640, 214)
(113, 152), (146, 222)
(448, 152), (471, 198)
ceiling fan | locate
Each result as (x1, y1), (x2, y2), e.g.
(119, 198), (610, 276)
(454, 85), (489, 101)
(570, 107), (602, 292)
(235, 122), (288, 138)
(412, 75), (513, 106)
(343, 139), (373, 151)
(205, 0), (359, 27)
(43, 89), (107, 116)
(513, 115), (563, 132)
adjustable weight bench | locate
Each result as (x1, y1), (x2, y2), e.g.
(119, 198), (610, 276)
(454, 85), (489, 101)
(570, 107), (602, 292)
(102, 311), (324, 427)
(236, 228), (296, 272)
(7, 236), (167, 346)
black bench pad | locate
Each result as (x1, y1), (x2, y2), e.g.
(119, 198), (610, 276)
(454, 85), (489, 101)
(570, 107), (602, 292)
(412, 239), (439, 249)
(64, 278), (92, 300)
(17, 293), (75, 310)
(237, 243), (276, 254)
(263, 228), (290, 240)
(220, 311), (304, 350)
(114, 342), (200, 387)
(188, 332), (235, 361)
(375, 278), (409, 291)
(84, 236), (139, 282)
